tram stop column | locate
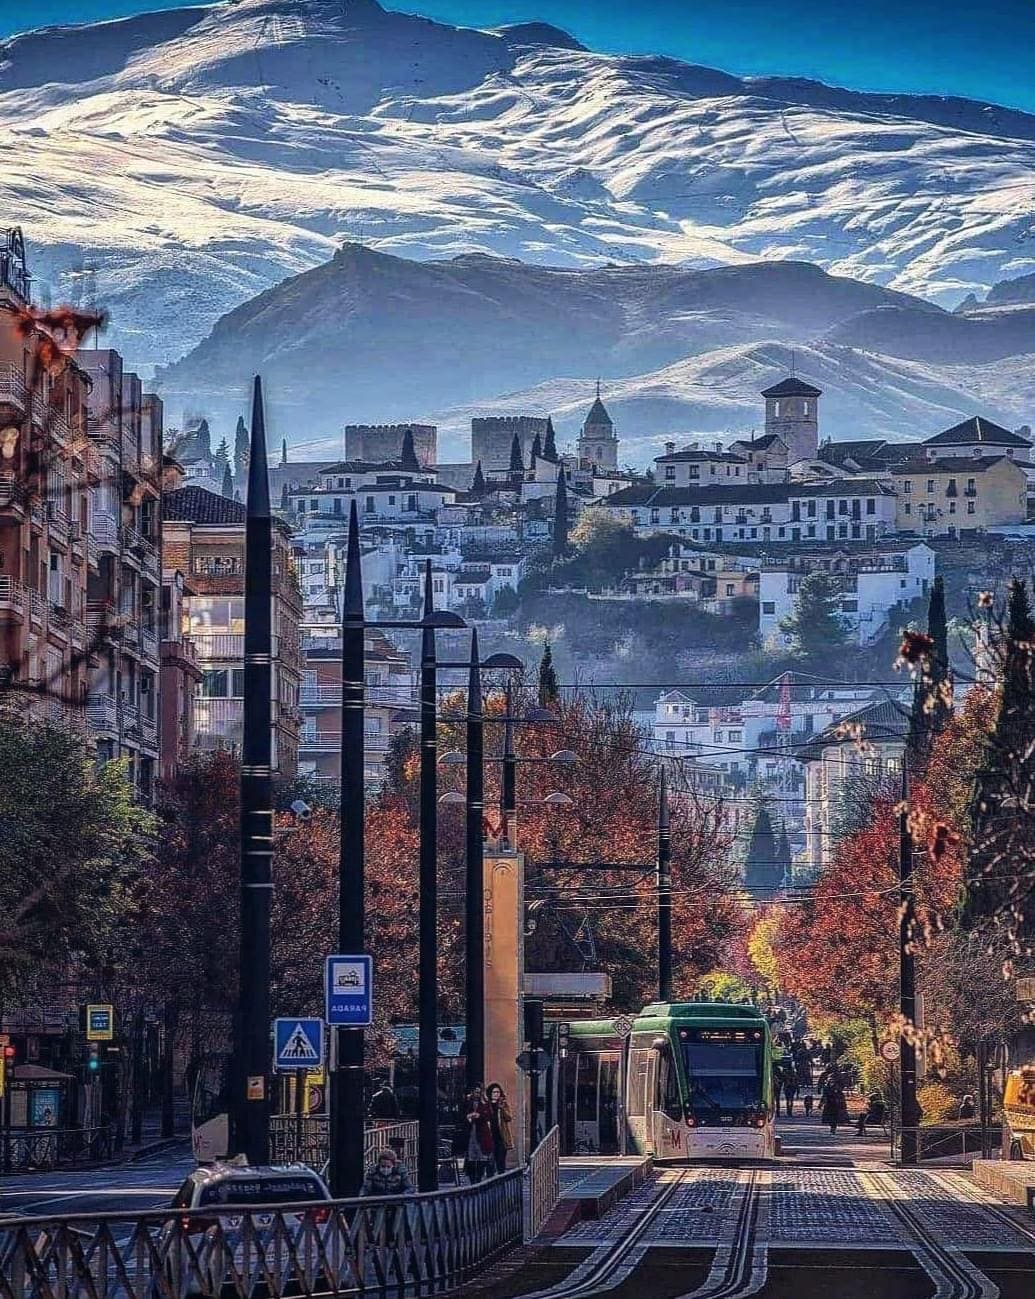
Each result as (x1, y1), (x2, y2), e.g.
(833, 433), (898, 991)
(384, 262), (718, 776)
(483, 849), (526, 1164)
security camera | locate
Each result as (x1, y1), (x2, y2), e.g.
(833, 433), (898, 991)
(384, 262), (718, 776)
(290, 799), (312, 822)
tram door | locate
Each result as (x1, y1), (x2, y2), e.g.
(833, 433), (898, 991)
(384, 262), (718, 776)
(571, 1051), (623, 1154)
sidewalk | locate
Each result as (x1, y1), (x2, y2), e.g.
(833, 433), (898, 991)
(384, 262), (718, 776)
(776, 1111), (895, 1166)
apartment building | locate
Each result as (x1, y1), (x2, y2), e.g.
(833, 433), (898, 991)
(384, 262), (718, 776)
(78, 349), (164, 800)
(161, 479), (302, 778)
(758, 541), (935, 647)
(890, 453), (1027, 535)
(299, 620), (415, 789)
(0, 228), (95, 736)
(158, 566), (202, 783)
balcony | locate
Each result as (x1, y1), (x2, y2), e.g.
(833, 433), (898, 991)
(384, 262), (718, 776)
(300, 728), (390, 752)
(0, 472), (25, 519)
(27, 587), (44, 623)
(47, 501), (69, 546)
(194, 696), (243, 742)
(191, 632), (243, 661)
(965, 487), (977, 498)
(0, 576), (26, 620)
(140, 627), (160, 662)
(120, 524), (158, 568)
(0, 362), (26, 413)
(86, 599), (117, 638)
(120, 699), (140, 731)
(86, 415), (120, 448)
(300, 683), (340, 705)
(93, 512), (119, 550)
(86, 693), (118, 734)
(139, 712), (158, 749)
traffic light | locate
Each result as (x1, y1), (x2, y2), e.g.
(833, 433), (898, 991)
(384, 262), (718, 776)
(87, 1043), (100, 1073)
(524, 999), (544, 1050)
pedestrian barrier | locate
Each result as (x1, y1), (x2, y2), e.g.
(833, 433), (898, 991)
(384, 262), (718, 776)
(523, 1125), (560, 1242)
(0, 1126), (114, 1175)
(890, 1122), (1001, 1163)
(268, 1118), (420, 1176)
(0, 1170), (523, 1299)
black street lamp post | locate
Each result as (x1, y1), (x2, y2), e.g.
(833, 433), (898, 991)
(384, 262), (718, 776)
(899, 764), (920, 1166)
(234, 376), (273, 1165)
(657, 768), (673, 1002)
(330, 502), (366, 1196)
(418, 562), (439, 1193)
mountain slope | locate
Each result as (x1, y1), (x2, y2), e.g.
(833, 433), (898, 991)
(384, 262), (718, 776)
(155, 243), (939, 429)
(4, 0), (1035, 370)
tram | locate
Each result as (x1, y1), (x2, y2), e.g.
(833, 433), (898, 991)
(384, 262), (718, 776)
(553, 1002), (776, 1161)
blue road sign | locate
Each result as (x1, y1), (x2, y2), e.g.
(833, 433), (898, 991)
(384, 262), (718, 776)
(274, 1018), (324, 1072)
(325, 955), (373, 1027)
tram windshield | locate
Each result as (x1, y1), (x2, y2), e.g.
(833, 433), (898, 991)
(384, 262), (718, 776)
(680, 1028), (764, 1113)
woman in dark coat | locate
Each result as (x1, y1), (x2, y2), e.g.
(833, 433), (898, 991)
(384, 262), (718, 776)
(820, 1079), (845, 1134)
(452, 1086), (494, 1183)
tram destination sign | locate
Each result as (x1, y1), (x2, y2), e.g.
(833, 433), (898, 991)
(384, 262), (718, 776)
(682, 1027), (764, 1044)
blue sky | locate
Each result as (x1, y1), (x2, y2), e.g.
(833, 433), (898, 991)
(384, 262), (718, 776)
(4, 0), (1035, 113)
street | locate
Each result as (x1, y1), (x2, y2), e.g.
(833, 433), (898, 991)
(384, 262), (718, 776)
(0, 1142), (192, 1220)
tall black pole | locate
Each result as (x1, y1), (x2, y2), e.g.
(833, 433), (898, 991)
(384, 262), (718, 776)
(465, 628), (485, 1092)
(657, 768), (673, 1002)
(418, 560), (439, 1191)
(234, 375), (272, 1164)
(501, 679), (516, 849)
(330, 501), (365, 1195)
(899, 763), (920, 1166)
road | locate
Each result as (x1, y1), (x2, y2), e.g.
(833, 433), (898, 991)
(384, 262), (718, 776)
(0, 1141), (192, 1220)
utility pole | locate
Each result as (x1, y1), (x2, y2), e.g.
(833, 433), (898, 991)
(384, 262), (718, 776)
(330, 501), (366, 1195)
(657, 768), (673, 1002)
(899, 763), (920, 1166)
(501, 679), (516, 848)
(418, 560), (439, 1191)
(233, 375), (273, 1165)
(465, 628), (485, 1092)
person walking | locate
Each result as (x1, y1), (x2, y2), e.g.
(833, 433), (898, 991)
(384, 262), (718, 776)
(772, 1067), (783, 1117)
(486, 1083), (514, 1175)
(368, 1079), (400, 1122)
(783, 1067), (798, 1118)
(453, 1086), (494, 1184)
(821, 1078), (845, 1134)
(802, 1085), (815, 1118)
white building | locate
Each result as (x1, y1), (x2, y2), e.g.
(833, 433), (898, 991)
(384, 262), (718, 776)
(759, 542), (935, 648)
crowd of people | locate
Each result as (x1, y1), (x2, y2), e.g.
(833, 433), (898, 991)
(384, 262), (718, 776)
(770, 1030), (885, 1136)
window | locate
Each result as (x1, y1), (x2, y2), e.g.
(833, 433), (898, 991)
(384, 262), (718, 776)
(689, 465), (700, 478)
(866, 499), (875, 515)
(365, 496), (375, 513)
(310, 499), (318, 511)
(927, 480), (934, 493)
(201, 669), (229, 698)
(967, 500), (976, 514)
(842, 599), (858, 612)
(728, 729), (742, 742)
(762, 601), (776, 615)
(664, 465), (675, 480)
(949, 500), (956, 514)
(626, 1047), (650, 1117)
(903, 480), (911, 493)
(904, 503), (912, 515)
(725, 582), (735, 596)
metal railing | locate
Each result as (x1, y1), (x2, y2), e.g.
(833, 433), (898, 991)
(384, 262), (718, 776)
(0, 361), (27, 410)
(268, 1118), (420, 1176)
(0, 576), (26, 613)
(890, 1121), (1001, 1163)
(0, 1125), (114, 1174)
(0, 1171), (523, 1299)
(523, 1124), (560, 1242)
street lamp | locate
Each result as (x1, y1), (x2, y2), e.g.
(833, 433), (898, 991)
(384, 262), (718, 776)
(234, 376), (273, 1166)
(363, 561), (464, 1193)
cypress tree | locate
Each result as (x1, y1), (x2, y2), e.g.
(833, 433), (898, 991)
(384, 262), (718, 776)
(400, 427), (420, 471)
(508, 433), (524, 475)
(743, 802), (782, 897)
(213, 436), (229, 475)
(471, 460), (486, 496)
(542, 417), (558, 462)
(234, 416), (249, 480)
(530, 432), (543, 464)
(966, 578), (1035, 928)
(908, 575), (952, 766)
(221, 462), (234, 497)
(281, 437), (288, 465)
(280, 482), (290, 512)
(538, 641), (559, 706)
(552, 466), (569, 557)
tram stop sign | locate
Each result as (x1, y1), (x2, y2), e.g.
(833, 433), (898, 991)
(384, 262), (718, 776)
(879, 1039), (899, 1063)
(612, 1014), (634, 1039)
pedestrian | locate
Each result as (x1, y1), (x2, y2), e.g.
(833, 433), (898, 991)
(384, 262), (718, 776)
(958, 1094), (976, 1121)
(361, 1147), (412, 1196)
(821, 1079), (844, 1134)
(856, 1092), (887, 1136)
(772, 1068), (783, 1115)
(802, 1085), (815, 1118)
(453, 1086), (494, 1184)
(783, 1070), (797, 1118)
(368, 1078), (400, 1121)
(486, 1083), (514, 1175)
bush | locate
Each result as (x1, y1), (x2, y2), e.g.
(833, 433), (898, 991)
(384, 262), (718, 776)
(917, 1082), (958, 1125)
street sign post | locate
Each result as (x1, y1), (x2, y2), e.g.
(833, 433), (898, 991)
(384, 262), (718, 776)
(86, 1005), (114, 1042)
(879, 1039), (899, 1063)
(273, 1018), (324, 1072)
(325, 956), (373, 1027)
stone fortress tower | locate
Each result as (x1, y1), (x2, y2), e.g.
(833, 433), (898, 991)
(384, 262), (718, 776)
(577, 383), (619, 470)
(471, 415), (549, 474)
(760, 375), (821, 462)
(344, 423), (437, 467)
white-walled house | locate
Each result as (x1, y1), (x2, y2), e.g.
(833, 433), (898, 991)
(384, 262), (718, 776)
(758, 542), (935, 648)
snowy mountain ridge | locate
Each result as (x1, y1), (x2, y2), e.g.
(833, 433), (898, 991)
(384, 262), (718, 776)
(3, 0), (1035, 372)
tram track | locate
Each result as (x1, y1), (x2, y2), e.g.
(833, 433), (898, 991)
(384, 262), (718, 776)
(864, 1170), (999, 1299)
(673, 1168), (768, 1299)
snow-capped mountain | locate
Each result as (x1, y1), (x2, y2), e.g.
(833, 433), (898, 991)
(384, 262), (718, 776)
(4, 0), (1035, 372)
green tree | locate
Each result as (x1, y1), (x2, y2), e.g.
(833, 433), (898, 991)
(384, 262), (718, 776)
(779, 571), (850, 661)
(492, 584), (520, 619)
(538, 640), (559, 705)
(0, 721), (154, 999)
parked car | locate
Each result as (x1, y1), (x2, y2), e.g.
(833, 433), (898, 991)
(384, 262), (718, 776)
(157, 1161), (335, 1296)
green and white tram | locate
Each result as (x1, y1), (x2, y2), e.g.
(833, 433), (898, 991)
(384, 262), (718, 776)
(555, 1002), (775, 1161)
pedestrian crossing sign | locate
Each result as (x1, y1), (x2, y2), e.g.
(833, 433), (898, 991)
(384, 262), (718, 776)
(273, 1017), (324, 1072)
